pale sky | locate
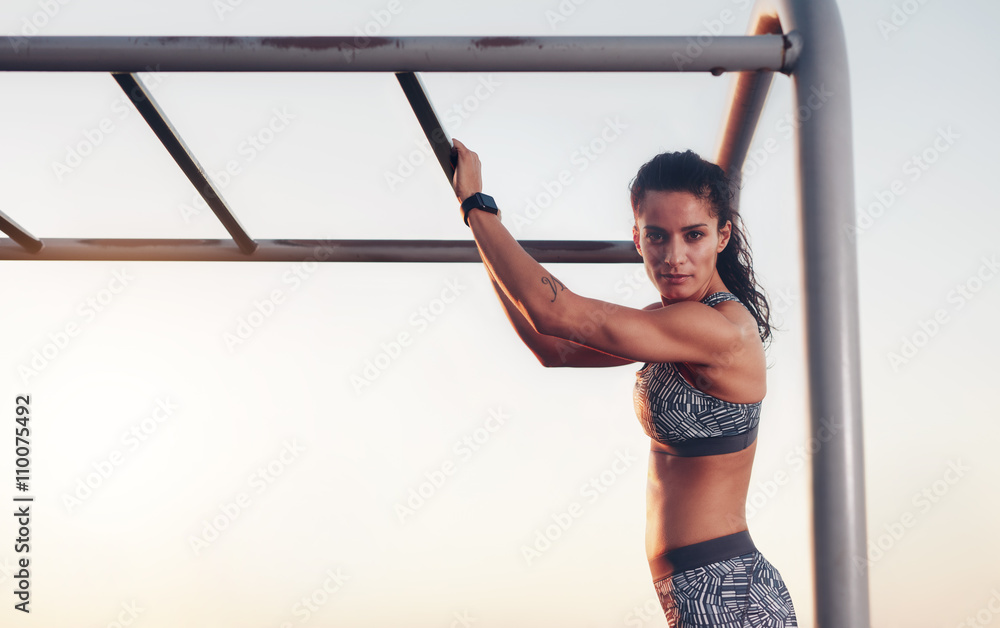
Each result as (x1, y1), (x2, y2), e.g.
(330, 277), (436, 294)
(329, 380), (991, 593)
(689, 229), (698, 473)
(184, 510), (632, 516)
(1, 1), (999, 627)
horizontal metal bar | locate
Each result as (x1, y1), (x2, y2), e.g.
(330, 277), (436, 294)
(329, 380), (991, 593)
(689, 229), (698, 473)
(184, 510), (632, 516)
(112, 73), (258, 255)
(396, 72), (455, 187)
(1, 36), (790, 73)
(0, 238), (642, 263)
(0, 210), (43, 253)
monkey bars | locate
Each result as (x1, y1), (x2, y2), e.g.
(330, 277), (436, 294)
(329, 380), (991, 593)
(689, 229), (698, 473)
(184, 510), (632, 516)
(0, 2), (870, 626)
(0, 32), (799, 262)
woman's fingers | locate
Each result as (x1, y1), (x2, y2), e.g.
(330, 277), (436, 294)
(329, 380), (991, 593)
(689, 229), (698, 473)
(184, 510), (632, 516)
(451, 138), (483, 201)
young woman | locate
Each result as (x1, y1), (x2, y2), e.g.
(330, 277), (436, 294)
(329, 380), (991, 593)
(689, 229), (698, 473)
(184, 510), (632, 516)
(451, 139), (797, 626)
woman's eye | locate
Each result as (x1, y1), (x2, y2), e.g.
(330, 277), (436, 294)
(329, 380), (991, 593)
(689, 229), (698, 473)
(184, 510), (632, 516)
(646, 233), (663, 242)
(687, 231), (704, 240)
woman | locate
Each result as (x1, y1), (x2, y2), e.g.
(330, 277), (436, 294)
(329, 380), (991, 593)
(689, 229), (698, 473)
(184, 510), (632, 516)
(451, 139), (797, 626)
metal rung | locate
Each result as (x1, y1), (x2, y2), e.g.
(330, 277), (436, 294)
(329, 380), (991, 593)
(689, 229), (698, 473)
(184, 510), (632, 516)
(0, 238), (642, 263)
(1, 35), (797, 74)
(112, 72), (258, 255)
(0, 210), (43, 253)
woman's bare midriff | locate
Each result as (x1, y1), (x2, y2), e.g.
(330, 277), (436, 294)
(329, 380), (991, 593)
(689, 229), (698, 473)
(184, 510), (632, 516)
(640, 308), (766, 560)
(645, 440), (757, 558)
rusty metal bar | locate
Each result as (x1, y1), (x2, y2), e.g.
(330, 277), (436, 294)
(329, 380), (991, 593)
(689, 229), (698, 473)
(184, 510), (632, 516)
(0, 238), (641, 263)
(1, 35), (795, 73)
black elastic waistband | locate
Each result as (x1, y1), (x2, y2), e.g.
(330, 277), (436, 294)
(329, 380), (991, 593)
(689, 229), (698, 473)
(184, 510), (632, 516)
(648, 530), (756, 581)
(652, 425), (758, 457)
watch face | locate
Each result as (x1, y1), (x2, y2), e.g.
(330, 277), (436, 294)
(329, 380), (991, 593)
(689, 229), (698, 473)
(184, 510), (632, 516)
(479, 194), (499, 211)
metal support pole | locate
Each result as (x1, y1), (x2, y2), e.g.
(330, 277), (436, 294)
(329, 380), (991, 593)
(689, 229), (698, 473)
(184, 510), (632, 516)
(1, 35), (795, 73)
(0, 210), (43, 253)
(715, 15), (785, 184)
(0, 238), (641, 263)
(112, 73), (258, 255)
(715, 68), (776, 185)
(755, 0), (872, 626)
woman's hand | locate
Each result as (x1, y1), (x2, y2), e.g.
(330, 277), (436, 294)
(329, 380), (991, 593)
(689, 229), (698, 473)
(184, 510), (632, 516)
(452, 138), (483, 206)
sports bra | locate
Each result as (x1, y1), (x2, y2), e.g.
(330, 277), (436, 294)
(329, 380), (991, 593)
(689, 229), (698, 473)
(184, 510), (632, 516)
(632, 291), (760, 457)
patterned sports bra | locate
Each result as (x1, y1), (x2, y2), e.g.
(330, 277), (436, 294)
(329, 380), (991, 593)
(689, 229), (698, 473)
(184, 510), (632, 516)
(632, 291), (760, 457)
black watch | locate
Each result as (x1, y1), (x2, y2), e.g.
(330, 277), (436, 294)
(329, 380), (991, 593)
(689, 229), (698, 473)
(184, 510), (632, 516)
(461, 192), (501, 227)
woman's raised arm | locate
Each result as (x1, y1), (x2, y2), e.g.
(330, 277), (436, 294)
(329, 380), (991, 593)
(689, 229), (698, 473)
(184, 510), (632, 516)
(452, 139), (749, 367)
(484, 266), (637, 368)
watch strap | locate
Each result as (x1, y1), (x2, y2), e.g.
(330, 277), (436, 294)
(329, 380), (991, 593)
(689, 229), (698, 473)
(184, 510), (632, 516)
(462, 193), (499, 227)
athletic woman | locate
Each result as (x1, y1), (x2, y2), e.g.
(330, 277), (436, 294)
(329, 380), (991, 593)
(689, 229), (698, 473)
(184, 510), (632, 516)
(451, 139), (797, 626)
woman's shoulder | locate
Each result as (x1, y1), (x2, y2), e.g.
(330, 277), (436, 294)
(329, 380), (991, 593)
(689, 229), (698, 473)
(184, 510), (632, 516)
(641, 292), (740, 311)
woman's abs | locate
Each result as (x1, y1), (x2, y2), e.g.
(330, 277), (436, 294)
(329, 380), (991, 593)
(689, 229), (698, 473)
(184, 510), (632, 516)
(644, 441), (757, 559)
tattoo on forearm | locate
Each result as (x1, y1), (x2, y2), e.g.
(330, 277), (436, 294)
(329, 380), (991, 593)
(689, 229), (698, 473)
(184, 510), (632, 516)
(541, 275), (566, 302)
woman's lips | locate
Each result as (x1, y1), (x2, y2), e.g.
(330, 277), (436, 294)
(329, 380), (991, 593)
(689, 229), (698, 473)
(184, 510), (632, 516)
(660, 274), (690, 285)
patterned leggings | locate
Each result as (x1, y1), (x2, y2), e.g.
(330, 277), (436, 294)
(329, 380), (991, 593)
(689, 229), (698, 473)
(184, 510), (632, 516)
(650, 532), (797, 627)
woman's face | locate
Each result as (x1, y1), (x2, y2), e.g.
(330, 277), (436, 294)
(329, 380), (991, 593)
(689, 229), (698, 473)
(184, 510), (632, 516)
(631, 190), (732, 304)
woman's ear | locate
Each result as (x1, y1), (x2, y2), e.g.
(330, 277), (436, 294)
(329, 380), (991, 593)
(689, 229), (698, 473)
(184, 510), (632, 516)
(717, 220), (732, 253)
(632, 225), (641, 253)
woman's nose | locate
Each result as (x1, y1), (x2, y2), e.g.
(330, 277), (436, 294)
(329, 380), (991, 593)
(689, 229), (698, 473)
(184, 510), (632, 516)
(664, 244), (682, 266)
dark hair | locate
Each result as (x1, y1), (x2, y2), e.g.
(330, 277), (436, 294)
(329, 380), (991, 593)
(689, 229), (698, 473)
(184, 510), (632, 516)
(629, 150), (772, 344)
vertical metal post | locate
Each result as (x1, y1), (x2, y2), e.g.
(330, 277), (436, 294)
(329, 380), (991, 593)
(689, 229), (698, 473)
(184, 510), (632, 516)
(767, 0), (872, 625)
